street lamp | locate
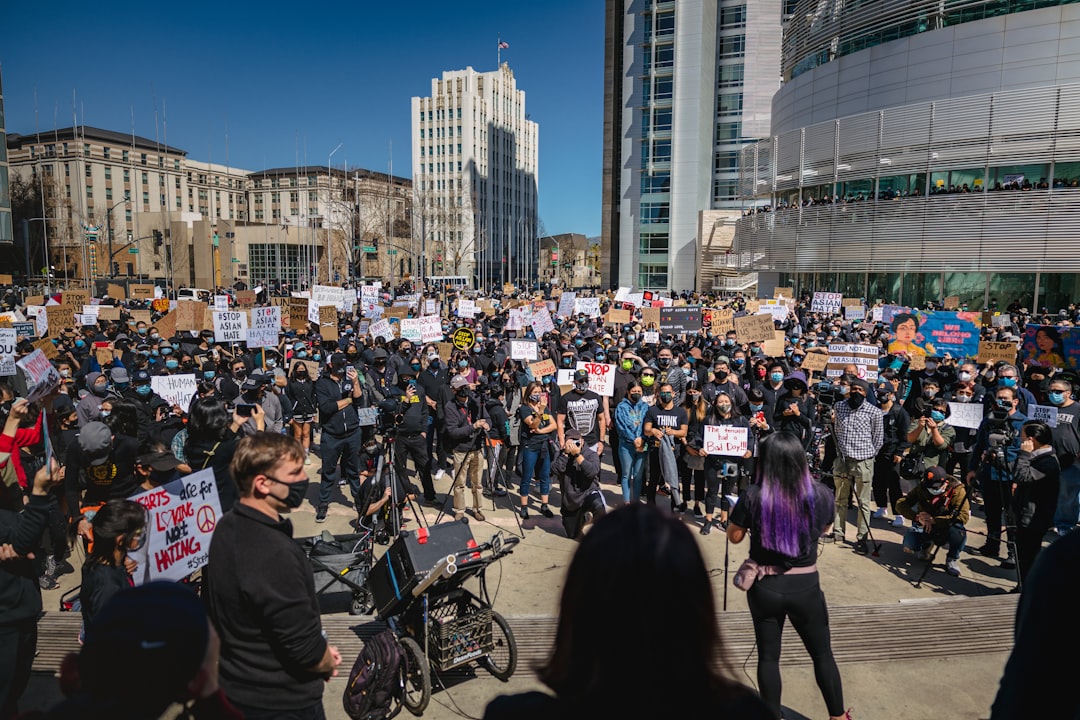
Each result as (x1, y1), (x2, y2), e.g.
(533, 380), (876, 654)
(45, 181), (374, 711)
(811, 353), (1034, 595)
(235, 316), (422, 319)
(106, 195), (131, 278)
(327, 142), (343, 284)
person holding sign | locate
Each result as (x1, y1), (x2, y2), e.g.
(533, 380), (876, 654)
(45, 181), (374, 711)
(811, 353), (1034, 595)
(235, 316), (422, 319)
(80, 499), (147, 627)
(642, 383), (688, 508)
(517, 381), (557, 520)
(700, 391), (754, 535)
(726, 432), (847, 720)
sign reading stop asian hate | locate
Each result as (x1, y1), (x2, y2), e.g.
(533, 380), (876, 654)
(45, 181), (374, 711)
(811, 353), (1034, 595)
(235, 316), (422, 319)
(213, 310), (247, 343)
(574, 361), (616, 396)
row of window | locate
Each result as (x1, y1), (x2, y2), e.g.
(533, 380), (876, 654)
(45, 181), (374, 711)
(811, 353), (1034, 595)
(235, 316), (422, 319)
(420, 144), (464, 157)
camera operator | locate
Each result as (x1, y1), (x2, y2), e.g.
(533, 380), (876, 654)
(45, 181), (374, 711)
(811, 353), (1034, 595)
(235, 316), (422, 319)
(553, 428), (604, 540)
(1012, 420), (1060, 585)
(896, 466), (969, 577)
(829, 376), (883, 554)
(968, 385), (1027, 568)
(772, 371), (816, 450)
(872, 380), (910, 526)
(444, 374), (491, 521)
(906, 398), (955, 471)
(983, 363), (1037, 416)
(314, 353), (364, 523)
(390, 361), (438, 506)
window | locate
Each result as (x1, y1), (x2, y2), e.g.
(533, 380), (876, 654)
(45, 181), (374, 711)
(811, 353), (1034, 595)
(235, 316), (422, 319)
(640, 201), (670, 223)
(719, 35), (745, 58)
(639, 231), (669, 253)
(106, 188), (113, 200)
(85, 166), (92, 178)
(141, 153), (147, 165)
(84, 144), (91, 157)
(714, 151), (740, 172)
(716, 121), (742, 141)
(720, 5), (747, 29)
(104, 166), (111, 180)
(718, 64), (744, 88)
(644, 44), (675, 73)
(641, 171), (671, 194)
(646, 10), (675, 41)
(713, 179), (739, 202)
(717, 92), (744, 116)
(639, 263), (668, 291)
(123, 150), (129, 163)
(646, 76), (674, 103)
(642, 138), (672, 163)
(103, 147), (110, 160)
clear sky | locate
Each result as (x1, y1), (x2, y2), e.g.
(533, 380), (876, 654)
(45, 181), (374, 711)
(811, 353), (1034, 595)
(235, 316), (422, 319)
(1, 0), (604, 237)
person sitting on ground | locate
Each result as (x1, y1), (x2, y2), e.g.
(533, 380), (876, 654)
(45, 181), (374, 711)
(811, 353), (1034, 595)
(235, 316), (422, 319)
(896, 466), (969, 577)
(483, 503), (772, 720)
(552, 428), (605, 540)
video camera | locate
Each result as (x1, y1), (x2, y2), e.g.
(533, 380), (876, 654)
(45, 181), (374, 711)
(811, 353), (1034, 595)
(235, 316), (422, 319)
(375, 397), (405, 434)
(814, 380), (841, 406)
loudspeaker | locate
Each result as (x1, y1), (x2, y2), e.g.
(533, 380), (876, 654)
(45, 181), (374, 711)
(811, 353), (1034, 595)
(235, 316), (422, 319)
(370, 519), (477, 619)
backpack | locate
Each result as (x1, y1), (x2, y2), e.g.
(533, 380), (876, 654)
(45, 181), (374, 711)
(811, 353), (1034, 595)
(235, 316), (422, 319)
(342, 629), (407, 720)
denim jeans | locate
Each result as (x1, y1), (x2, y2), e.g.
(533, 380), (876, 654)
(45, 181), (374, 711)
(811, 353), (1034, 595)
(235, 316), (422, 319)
(519, 444), (551, 498)
(617, 440), (645, 502)
(1053, 462), (1080, 533)
(904, 523), (967, 560)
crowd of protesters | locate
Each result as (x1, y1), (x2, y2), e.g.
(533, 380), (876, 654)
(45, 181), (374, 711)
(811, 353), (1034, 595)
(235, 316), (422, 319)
(1, 275), (1078, 718)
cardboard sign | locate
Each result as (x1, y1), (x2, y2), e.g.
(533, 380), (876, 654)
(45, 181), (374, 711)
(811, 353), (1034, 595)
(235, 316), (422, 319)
(640, 307), (661, 329)
(800, 351), (830, 373)
(704, 425), (749, 456)
(247, 306), (281, 349)
(107, 283), (126, 300)
(151, 374), (197, 410)
(235, 290), (256, 307)
(943, 295), (960, 310)
(94, 344), (115, 367)
(978, 341), (1017, 365)
(154, 311), (177, 342)
(17, 348), (61, 402)
(318, 305), (338, 341)
(176, 301), (205, 332)
(382, 306), (409, 320)
(606, 308), (632, 326)
(437, 342), (454, 362)
(0, 328), (16, 376)
(129, 309), (152, 326)
(811, 292), (843, 314)
(762, 330), (786, 357)
(289, 358), (321, 379)
(0, 274), (12, 286)
(45, 305), (75, 337)
(704, 308), (735, 334)
(529, 359), (557, 378)
(575, 361), (616, 397)
(826, 343), (880, 381)
(509, 340), (539, 361)
(908, 353), (926, 371)
(947, 402), (984, 430)
(130, 285), (155, 300)
(659, 307), (702, 334)
(212, 310), (247, 344)
(31, 338), (59, 360)
(842, 298), (863, 307)
(128, 468), (222, 582)
(97, 305), (121, 321)
(452, 327), (476, 351)
(63, 289), (90, 306)
(733, 313), (775, 344)
(289, 299), (309, 331)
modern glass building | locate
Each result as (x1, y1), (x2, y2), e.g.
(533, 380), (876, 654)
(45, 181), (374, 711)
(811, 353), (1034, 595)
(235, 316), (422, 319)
(735, 0), (1080, 310)
(0, 67), (11, 245)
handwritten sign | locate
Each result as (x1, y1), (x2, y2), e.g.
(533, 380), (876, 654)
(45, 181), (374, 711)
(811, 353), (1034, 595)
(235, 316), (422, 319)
(530, 307), (555, 337)
(556, 292), (577, 318)
(151, 374), (197, 410)
(844, 305), (866, 321)
(246, 306), (281, 348)
(130, 285), (155, 300)
(978, 341), (1017, 365)
(509, 340), (539, 361)
(419, 315), (444, 343)
(399, 318), (423, 343)
(370, 319), (395, 342)
(17, 349), (61, 402)
(312, 284), (346, 311)
(63, 289), (90, 306)
(0, 329), (16, 376)
(0, 274), (12, 286)
(457, 299), (477, 317)
(129, 468), (222, 582)
(705, 308), (735, 334)
(733, 313), (775, 344)
(575, 361), (615, 397)
(318, 305), (338, 341)
(1029, 404), (1059, 428)
(642, 331), (660, 345)
(811, 292), (843, 314)
(704, 425), (749, 456)
(235, 289), (256, 307)
(529, 359), (557, 378)
(213, 310), (247, 343)
(45, 305), (75, 337)
(947, 401), (984, 430)
(289, 299), (309, 331)
(213, 295), (230, 312)
(800, 351), (830, 373)
(826, 343), (880, 381)
(574, 296), (601, 318)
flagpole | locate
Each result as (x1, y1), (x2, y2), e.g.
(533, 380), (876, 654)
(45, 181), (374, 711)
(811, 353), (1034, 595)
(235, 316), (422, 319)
(497, 33), (501, 67)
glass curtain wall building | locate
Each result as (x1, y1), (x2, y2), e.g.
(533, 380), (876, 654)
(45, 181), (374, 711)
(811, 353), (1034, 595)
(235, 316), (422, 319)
(735, 0), (1080, 310)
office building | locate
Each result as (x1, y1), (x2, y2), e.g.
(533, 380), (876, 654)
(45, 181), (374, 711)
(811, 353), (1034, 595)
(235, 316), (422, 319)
(735, 0), (1080, 310)
(0, 69), (11, 244)
(411, 63), (539, 288)
(601, 0), (783, 292)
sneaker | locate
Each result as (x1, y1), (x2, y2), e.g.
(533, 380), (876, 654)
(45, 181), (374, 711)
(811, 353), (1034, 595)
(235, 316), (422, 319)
(38, 574), (59, 590)
(871, 507), (887, 519)
(304, 457), (312, 466)
(55, 559), (75, 577)
(677, 502), (688, 513)
(1000, 554), (1017, 569)
(315, 505), (328, 523)
(656, 485), (671, 497)
(833, 531), (845, 544)
(946, 559), (961, 576)
(424, 495), (439, 506)
(976, 544), (1000, 558)
(891, 515), (906, 528)
(692, 504), (704, 518)
(821, 533), (837, 544)
(540, 504), (555, 519)
(854, 538), (869, 555)
(520, 507), (530, 520)
(699, 521), (712, 536)
(44, 555), (58, 579)
(434, 468), (446, 481)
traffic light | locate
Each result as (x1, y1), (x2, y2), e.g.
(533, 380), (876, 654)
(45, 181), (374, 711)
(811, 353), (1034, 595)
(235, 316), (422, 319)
(153, 230), (163, 249)
(112, 262), (120, 276)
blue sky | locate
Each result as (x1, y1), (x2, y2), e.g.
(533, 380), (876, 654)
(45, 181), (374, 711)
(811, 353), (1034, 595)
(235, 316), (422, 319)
(1, 0), (604, 237)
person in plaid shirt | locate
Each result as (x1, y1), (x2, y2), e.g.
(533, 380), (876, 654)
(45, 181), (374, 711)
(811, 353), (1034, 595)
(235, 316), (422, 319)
(829, 376), (883, 554)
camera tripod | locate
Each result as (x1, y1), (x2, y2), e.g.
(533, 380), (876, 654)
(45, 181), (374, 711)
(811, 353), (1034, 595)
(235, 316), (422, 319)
(433, 432), (524, 537)
(371, 429), (428, 538)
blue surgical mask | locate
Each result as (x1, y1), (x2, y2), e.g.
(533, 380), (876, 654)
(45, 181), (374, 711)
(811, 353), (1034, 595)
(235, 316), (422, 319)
(266, 359), (277, 368)
(997, 398), (1012, 410)
(165, 359), (179, 370)
(296, 350), (308, 359)
(999, 377), (1017, 388)
(594, 353), (606, 362)
(75, 339), (86, 349)
(750, 403), (763, 413)
(930, 410), (946, 423)
(733, 358), (745, 366)
(204, 371), (216, 380)
(313, 353), (321, 361)
(1049, 391), (1066, 406)
(838, 385), (850, 396)
(136, 384), (152, 396)
(770, 372), (784, 383)
(458, 360), (469, 369)
(725, 339), (735, 347)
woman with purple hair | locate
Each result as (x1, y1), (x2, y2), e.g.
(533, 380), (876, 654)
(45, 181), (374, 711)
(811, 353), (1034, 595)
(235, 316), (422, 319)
(727, 431), (851, 720)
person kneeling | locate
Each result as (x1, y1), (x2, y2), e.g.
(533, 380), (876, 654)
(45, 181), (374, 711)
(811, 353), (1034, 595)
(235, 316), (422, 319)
(553, 429), (606, 540)
(896, 466), (970, 576)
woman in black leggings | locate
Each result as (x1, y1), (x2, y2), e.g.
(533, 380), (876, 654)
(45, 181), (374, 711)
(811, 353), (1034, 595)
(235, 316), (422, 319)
(728, 432), (850, 720)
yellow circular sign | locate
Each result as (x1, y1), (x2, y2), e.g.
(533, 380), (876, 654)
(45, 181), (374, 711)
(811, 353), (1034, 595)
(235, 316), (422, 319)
(452, 327), (476, 351)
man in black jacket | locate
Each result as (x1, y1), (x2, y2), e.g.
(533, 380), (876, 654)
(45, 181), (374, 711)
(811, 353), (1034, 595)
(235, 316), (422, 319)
(204, 432), (340, 717)
(443, 374), (490, 521)
(392, 362), (439, 505)
(872, 380), (911, 526)
(314, 352), (364, 522)
(0, 457), (61, 718)
(552, 428), (605, 539)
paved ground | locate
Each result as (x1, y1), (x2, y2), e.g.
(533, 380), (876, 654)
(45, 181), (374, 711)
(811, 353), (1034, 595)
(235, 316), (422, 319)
(22, 450), (1032, 720)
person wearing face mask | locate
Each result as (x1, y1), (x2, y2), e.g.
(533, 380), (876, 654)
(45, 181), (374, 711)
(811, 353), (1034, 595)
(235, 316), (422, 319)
(906, 398), (955, 472)
(392, 363), (440, 506)
(968, 386), (1027, 567)
(286, 362), (317, 464)
(870, 382), (911, 527)
(122, 370), (168, 444)
(829, 377), (884, 554)
(704, 357), (748, 410)
(76, 371), (110, 428)
(896, 466), (969, 577)
(557, 369), (608, 463)
(756, 363), (789, 419)
(642, 382), (688, 507)
(1046, 377), (1080, 536)
(947, 363), (986, 405)
(651, 348), (687, 407)
(700, 391), (754, 534)
(203, 433), (342, 718)
(443, 374), (491, 521)
(904, 376), (940, 418)
(983, 363), (1037, 417)
(773, 371), (817, 450)
(1010, 421), (1061, 585)
(614, 381), (649, 503)
(313, 353), (365, 523)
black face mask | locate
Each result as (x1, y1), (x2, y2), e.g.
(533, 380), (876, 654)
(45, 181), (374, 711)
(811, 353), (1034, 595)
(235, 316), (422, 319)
(269, 476), (309, 509)
(848, 393), (865, 410)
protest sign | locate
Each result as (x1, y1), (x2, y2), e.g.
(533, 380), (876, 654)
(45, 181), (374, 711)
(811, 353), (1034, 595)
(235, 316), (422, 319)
(509, 340), (539, 361)
(605, 308), (631, 326)
(991, 314), (1011, 329)
(452, 327), (476, 351)
(574, 296), (601, 318)
(978, 341), (1017, 365)
(529, 359), (557, 378)
(246, 306), (281, 348)
(63, 289), (90, 306)
(213, 295), (230, 312)
(289, 299), (309, 331)
(574, 361), (616, 397)
(614, 287), (631, 302)
(759, 299), (790, 322)
(45, 305), (75, 337)
(556, 368), (575, 390)
(734, 313), (775, 344)
(826, 343), (880, 380)
(128, 468), (222, 582)
(31, 338), (58, 360)
(704, 308), (735, 334)
(399, 318), (422, 343)
(529, 306), (555, 337)
(943, 295), (960, 310)
(843, 305), (866, 321)
(763, 331), (786, 357)
(0, 274), (11, 285)
(418, 315), (444, 343)
(151, 374), (197, 410)
(703, 425), (749, 456)
(212, 310), (247, 343)
(800, 351), (830, 373)
(947, 402), (984, 430)
(659, 307), (702, 333)
(318, 305), (338, 341)
(1021, 324), (1079, 370)
(97, 305), (120, 321)
(1030, 404), (1059, 428)
(436, 342), (454, 362)
(370, 319), (395, 343)
(235, 289), (256, 307)
(642, 331), (660, 345)
(503, 283), (516, 295)
(312, 285), (346, 311)
(640, 307), (661, 329)
(106, 283), (126, 300)
(17, 349), (61, 402)
(129, 309), (152, 326)
(154, 311), (177, 342)
(556, 292), (577, 318)
(886, 309), (980, 358)
(811, 292), (843, 314)
(383, 306), (409, 320)
(457, 299), (477, 317)
(130, 285), (155, 300)
(176, 301), (205, 332)
(0, 328), (16, 376)
(26, 307), (47, 337)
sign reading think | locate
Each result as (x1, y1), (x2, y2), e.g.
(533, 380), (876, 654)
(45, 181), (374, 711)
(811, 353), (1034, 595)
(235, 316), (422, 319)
(129, 468), (222, 582)
(150, 374), (197, 410)
(213, 311), (247, 343)
(733, 313), (775, 344)
(703, 425), (749, 456)
(452, 326), (476, 351)
(811, 292), (843, 314)
(575, 361), (616, 397)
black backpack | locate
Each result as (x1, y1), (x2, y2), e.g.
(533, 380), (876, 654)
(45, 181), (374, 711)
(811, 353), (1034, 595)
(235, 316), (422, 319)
(343, 629), (406, 720)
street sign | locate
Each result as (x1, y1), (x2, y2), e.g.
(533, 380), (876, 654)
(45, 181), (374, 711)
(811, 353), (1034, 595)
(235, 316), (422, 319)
(127, 247), (139, 254)
(387, 250), (398, 255)
(362, 246), (376, 253)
